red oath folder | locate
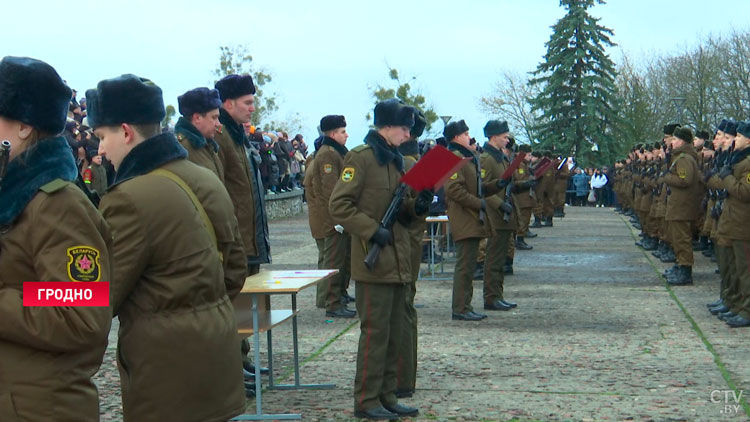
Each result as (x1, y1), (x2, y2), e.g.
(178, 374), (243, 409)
(400, 145), (472, 191)
(533, 157), (553, 179)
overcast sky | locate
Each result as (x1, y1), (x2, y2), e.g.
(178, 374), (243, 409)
(5, 0), (748, 145)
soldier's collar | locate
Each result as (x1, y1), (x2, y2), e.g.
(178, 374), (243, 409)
(731, 146), (750, 165)
(175, 117), (219, 153)
(322, 136), (349, 157)
(364, 130), (404, 172)
(218, 108), (250, 148)
(111, 132), (188, 188)
(0, 136), (79, 226)
(482, 143), (507, 163)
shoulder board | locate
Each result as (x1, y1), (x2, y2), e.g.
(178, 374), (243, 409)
(351, 144), (371, 153)
(215, 125), (223, 134)
(176, 133), (186, 141)
(39, 178), (68, 194)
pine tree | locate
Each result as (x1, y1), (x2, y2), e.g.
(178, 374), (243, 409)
(529, 0), (621, 165)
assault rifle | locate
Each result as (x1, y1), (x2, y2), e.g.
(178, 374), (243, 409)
(364, 183), (408, 271)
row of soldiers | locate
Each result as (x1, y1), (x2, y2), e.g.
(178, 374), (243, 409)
(303, 105), (575, 419)
(613, 119), (750, 328)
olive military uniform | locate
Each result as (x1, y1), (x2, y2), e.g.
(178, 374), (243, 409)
(312, 137), (352, 312)
(329, 130), (421, 413)
(445, 142), (500, 315)
(664, 143), (701, 267)
(175, 116), (225, 182)
(480, 144), (519, 306)
(0, 137), (113, 422)
(100, 133), (246, 421)
(304, 152), (327, 273)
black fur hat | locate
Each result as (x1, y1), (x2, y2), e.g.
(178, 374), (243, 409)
(543, 150), (552, 158)
(483, 120), (509, 138)
(178, 87), (222, 117)
(374, 99), (414, 128)
(518, 144), (532, 153)
(411, 109), (426, 138)
(717, 119), (729, 132)
(725, 120), (738, 136)
(215, 74), (256, 101)
(737, 121), (750, 139)
(373, 99), (415, 127)
(443, 119), (469, 141)
(531, 151), (542, 158)
(663, 123), (681, 135)
(673, 127), (694, 144)
(695, 130), (710, 140)
(86, 74), (165, 128)
(0, 56), (72, 135)
(320, 115), (346, 132)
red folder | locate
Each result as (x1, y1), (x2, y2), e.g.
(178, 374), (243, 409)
(500, 151), (527, 180)
(533, 157), (553, 179)
(400, 145), (472, 191)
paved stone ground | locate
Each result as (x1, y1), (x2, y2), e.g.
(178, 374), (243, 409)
(95, 205), (750, 421)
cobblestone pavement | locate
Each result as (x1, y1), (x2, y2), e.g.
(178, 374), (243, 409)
(95, 205), (750, 421)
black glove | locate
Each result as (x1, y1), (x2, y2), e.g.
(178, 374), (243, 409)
(370, 227), (392, 247)
(719, 165), (732, 179)
(704, 169), (716, 182)
(414, 189), (434, 216)
(480, 199), (487, 211)
(496, 178), (510, 190)
(499, 201), (513, 214)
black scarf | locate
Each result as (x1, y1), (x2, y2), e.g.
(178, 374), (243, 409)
(0, 136), (78, 225)
(363, 130), (404, 173)
(483, 143), (508, 164)
(322, 136), (349, 157)
(219, 108), (250, 148)
(175, 116), (219, 153)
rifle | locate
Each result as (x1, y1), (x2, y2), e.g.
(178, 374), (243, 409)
(364, 183), (408, 270)
(0, 140), (10, 185)
(502, 182), (514, 223)
(476, 160), (486, 225)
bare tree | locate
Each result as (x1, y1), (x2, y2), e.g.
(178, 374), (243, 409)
(479, 71), (543, 144)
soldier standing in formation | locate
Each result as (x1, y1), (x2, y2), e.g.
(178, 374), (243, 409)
(175, 87), (225, 180)
(330, 99), (432, 420)
(0, 56), (113, 422)
(312, 114), (355, 318)
(479, 120), (519, 311)
(89, 74), (246, 421)
(444, 119), (505, 321)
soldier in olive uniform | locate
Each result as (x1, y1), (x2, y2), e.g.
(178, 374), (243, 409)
(715, 121), (750, 327)
(513, 145), (537, 250)
(314, 115), (355, 318)
(304, 142), (327, 272)
(89, 75), (246, 421)
(214, 74), (272, 375)
(708, 120), (741, 318)
(663, 127), (701, 285)
(396, 109), (428, 399)
(553, 155), (570, 217)
(0, 56), (113, 422)
(444, 120), (503, 321)
(330, 99), (431, 420)
(214, 74), (271, 272)
(175, 87), (225, 181)
(479, 120), (519, 310)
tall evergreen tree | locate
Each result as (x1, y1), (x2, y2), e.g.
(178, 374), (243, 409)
(529, 0), (621, 165)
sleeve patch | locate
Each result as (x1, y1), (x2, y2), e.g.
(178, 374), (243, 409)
(450, 172), (458, 180)
(341, 167), (355, 182)
(323, 163), (333, 174)
(67, 246), (101, 282)
(677, 168), (687, 179)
